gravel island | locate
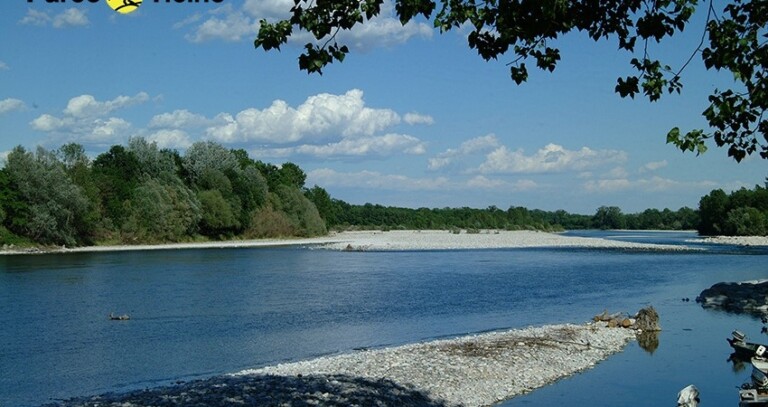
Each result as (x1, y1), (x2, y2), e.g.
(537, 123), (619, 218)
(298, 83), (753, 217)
(51, 322), (636, 407)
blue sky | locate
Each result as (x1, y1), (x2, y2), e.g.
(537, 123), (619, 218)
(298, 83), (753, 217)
(0, 0), (763, 214)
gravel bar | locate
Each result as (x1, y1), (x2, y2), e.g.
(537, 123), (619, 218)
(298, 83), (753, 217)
(49, 322), (635, 407)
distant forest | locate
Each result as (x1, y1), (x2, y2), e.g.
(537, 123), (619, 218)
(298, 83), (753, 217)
(0, 139), (766, 248)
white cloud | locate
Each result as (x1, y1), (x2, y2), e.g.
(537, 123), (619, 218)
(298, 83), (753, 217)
(148, 109), (212, 129)
(0, 151), (8, 168)
(185, 4), (259, 43)
(477, 143), (627, 174)
(295, 133), (426, 156)
(184, 0), (432, 49)
(29, 92), (149, 146)
(146, 129), (193, 150)
(206, 89), (401, 143)
(86, 118), (132, 144)
(0, 61), (9, 71)
(53, 8), (89, 28)
(429, 134), (500, 170)
(64, 92), (149, 118)
(20, 8), (88, 28)
(640, 160), (668, 172)
(256, 133), (426, 159)
(335, 15), (433, 50)
(404, 112), (435, 125)
(0, 98), (25, 114)
(19, 9), (51, 26)
(30, 114), (66, 131)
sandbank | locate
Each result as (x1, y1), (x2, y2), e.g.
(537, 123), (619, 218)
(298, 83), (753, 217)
(1, 230), (694, 255)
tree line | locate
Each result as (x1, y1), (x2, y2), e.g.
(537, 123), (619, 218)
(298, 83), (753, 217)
(1, 139), (765, 248)
(0, 139), (326, 247)
(698, 184), (768, 236)
(303, 188), (701, 233)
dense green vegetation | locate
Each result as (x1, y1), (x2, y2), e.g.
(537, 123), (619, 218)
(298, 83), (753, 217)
(698, 185), (768, 236)
(303, 187), (700, 232)
(1, 140), (764, 248)
(0, 139), (326, 247)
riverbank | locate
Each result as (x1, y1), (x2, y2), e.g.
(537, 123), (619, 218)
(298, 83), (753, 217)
(2, 230), (693, 255)
(49, 322), (636, 407)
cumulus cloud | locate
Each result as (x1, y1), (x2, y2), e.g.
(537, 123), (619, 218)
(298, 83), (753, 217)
(185, 4), (260, 43)
(20, 8), (88, 28)
(206, 89), (401, 143)
(63, 92), (149, 118)
(0, 98), (25, 114)
(29, 92), (150, 146)
(255, 133), (426, 159)
(53, 89), (430, 159)
(30, 114), (65, 131)
(476, 143), (627, 174)
(428, 134), (500, 170)
(0, 151), (8, 167)
(183, 0), (432, 49)
(146, 129), (193, 150)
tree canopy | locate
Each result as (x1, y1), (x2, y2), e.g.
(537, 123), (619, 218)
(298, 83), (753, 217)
(0, 139), (326, 246)
(254, 0), (768, 163)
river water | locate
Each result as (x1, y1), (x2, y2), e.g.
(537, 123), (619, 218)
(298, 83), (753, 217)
(0, 231), (766, 406)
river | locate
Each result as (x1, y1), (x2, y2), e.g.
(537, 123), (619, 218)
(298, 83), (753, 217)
(0, 231), (765, 406)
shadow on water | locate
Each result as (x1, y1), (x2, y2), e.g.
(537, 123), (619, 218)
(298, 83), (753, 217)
(45, 373), (446, 407)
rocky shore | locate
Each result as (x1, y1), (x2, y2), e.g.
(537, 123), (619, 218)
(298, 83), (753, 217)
(697, 280), (768, 315)
(49, 322), (636, 407)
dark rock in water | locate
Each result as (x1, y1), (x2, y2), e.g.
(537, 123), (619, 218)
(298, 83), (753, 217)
(696, 281), (768, 315)
(634, 306), (661, 332)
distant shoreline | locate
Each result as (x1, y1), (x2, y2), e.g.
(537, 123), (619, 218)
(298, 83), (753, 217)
(1, 229), (699, 256)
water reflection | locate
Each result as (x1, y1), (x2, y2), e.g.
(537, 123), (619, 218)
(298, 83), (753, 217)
(729, 354), (750, 373)
(637, 330), (660, 354)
